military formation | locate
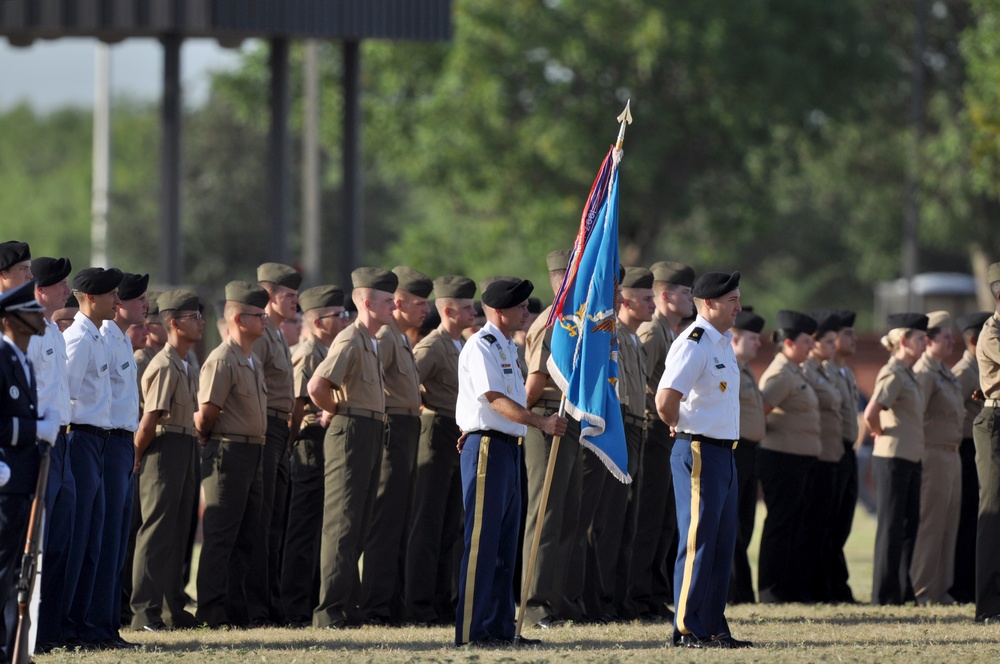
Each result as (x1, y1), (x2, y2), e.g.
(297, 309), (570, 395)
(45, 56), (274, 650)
(3, 236), (1000, 656)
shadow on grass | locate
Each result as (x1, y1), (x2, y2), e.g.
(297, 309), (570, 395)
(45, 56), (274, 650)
(744, 613), (974, 626)
(138, 637), (672, 653)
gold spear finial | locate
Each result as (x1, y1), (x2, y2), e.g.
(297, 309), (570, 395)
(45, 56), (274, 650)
(615, 99), (633, 151)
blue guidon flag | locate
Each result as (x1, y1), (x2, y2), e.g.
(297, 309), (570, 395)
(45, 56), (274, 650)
(546, 139), (630, 484)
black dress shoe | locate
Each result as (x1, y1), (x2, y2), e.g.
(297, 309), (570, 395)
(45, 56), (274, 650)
(977, 613), (1000, 624)
(535, 615), (566, 629)
(512, 635), (542, 646)
(142, 623), (172, 632)
(364, 615), (400, 627)
(99, 636), (140, 650)
(676, 634), (729, 649)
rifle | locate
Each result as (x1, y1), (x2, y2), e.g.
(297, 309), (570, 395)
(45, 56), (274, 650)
(12, 439), (51, 664)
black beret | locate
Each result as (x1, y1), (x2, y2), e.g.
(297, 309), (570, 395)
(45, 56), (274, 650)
(0, 241), (30, 272)
(225, 280), (270, 309)
(650, 261), (695, 287)
(956, 311), (992, 334)
(482, 279), (534, 309)
(30, 257), (72, 288)
(473, 301), (484, 317)
(733, 311), (765, 334)
(300, 285), (345, 311)
(527, 297), (543, 314)
(621, 266), (654, 290)
(776, 310), (818, 336)
(393, 266), (433, 298)
(692, 271), (740, 299)
(421, 309), (441, 333)
(117, 272), (150, 301)
(257, 262), (303, 290)
(352, 267), (398, 293)
(479, 275), (519, 294)
(434, 275), (476, 299)
(0, 279), (43, 314)
(72, 267), (124, 295)
(157, 289), (200, 313)
(887, 312), (929, 332)
(64, 293), (79, 308)
(835, 309), (856, 328)
(810, 310), (843, 336)
(547, 249), (572, 272)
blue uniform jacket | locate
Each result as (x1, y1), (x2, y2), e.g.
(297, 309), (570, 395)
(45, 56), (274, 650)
(0, 339), (40, 495)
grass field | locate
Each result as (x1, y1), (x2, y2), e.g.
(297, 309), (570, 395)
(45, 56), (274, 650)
(36, 508), (996, 663)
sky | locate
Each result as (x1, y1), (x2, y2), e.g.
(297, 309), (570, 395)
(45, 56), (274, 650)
(0, 37), (246, 112)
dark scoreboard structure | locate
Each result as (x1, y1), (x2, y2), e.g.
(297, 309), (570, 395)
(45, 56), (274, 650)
(0, 0), (452, 285)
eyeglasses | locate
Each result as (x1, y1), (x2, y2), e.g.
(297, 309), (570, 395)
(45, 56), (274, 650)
(240, 312), (268, 321)
(318, 311), (351, 320)
(176, 313), (203, 321)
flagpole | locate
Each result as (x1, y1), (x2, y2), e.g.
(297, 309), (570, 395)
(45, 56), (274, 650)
(515, 101), (632, 639)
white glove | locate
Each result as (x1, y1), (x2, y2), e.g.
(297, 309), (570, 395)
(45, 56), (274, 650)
(36, 409), (60, 445)
(0, 460), (9, 487)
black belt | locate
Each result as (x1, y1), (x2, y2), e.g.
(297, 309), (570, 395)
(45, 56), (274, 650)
(622, 411), (645, 427)
(673, 432), (738, 450)
(109, 428), (135, 441)
(339, 407), (388, 424)
(69, 423), (111, 440)
(467, 430), (520, 444)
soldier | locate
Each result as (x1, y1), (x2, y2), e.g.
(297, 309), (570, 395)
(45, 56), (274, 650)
(26, 257), (76, 651)
(130, 290), (204, 631)
(631, 261), (694, 621)
(521, 250), (583, 627)
(360, 267), (431, 625)
(0, 240), (32, 293)
(655, 271), (750, 648)
(453, 278), (561, 647)
(975, 262), (1000, 623)
(247, 262), (302, 626)
(62, 267), (123, 647)
(281, 285), (348, 626)
(135, 292), (164, 384)
(728, 310), (766, 605)
(0, 281), (60, 662)
(54, 294), (79, 332)
(593, 267), (653, 620)
(951, 311), (991, 603)
(405, 275), (478, 625)
(827, 309), (861, 603)
(194, 281), (269, 628)
(309, 268), (396, 629)
(85, 271), (147, 648)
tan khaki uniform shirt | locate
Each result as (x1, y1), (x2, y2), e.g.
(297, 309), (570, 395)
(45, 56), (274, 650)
(525, 305), (561, 403)
(413, 326), (462, 416)
(826, 359), (860, 443)
(142, 343), (198, 431)
(915, 354), (964, 450)
(638, 310), (675, 416)
(198, 337), (268, 439)
(314, 320), (385, 412)
(759, 352), (821, 457)
(953, 349), (980, 439)
(872, 356), (925, 462)
(738, 362), (766, 443)
(803, 357), (844, 462)
(978, 312), (1000, 400)
(135, 347), (155, 392)
(253, 321), (294, 413)
(377, 318), (422, 412)
(616, 320), (646, 419)
(292, 335), (329, 428)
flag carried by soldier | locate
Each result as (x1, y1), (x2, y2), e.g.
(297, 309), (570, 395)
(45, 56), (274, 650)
(546, 103), (632, 483)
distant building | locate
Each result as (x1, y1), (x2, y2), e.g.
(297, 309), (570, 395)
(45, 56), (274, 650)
(874, 272), (979, 330)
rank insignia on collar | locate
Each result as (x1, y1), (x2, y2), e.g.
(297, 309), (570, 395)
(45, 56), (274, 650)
(720, 381), (727, 393)
(688, 327), (704, 343)
(483, 334), (497, 344)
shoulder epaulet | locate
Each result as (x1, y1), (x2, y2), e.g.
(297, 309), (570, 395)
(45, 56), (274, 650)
(482, 333), (497, 344)
(688, 327), (705, 343)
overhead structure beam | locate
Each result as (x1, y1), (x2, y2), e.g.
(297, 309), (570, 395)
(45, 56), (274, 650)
(342, 39), (362, 286)
(267, 37), (291, 264)
(160, 33), (182, 285)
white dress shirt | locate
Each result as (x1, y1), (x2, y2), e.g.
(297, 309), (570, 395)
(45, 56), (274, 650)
(28, 319), (72, 426)
(657, 313), (740, 440)
(64, 311), (113, 428)
(101, 319), (140, 432)
(456, 320), (528, 437)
